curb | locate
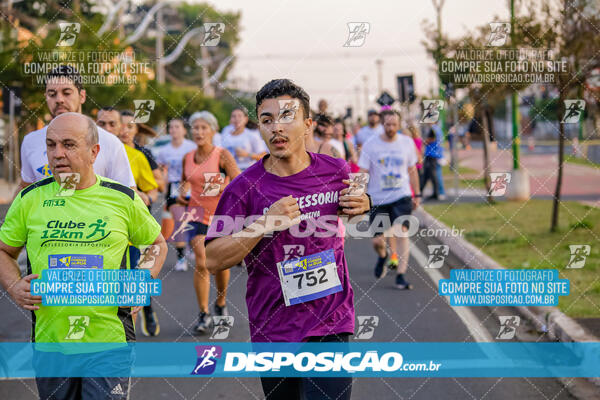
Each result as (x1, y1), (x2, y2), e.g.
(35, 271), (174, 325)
(414, 208), (600, 386)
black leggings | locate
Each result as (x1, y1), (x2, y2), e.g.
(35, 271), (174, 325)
(420, 156), (439, 197)
(260, 333), (353, 400)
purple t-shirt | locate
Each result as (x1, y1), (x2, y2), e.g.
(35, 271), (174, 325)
(206, 152), (355, 342)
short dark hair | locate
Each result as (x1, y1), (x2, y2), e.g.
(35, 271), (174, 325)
(380, 109), (401, 123)
(315, 113), (333, 126)
(98, 106), (121, 121)
(45, 65), (84, 92)
(120, 109), (134, 117)
(255, 79), (310, 120)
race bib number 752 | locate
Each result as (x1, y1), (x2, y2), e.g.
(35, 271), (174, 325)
(276, 249), (342, 306)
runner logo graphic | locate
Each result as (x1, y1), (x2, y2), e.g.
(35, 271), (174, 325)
(133, 100), (155, 123)
(425, 245), (449, 269)
(56, 173), (80, 197)
(57, 22), (80, 46)
(37, 164), (52, 177)
(487, 22), (510, 47)
(561, 100), (585, 123)
(566, 245), (590, 269)
(343, 22), (370, 47)
(138, 245), (160, 269)
(191, 345), (222, 375)
(202, 173), (225, 196)
(65, 316), (90, 340)
(354, 315), (379, 339)
(282, 244), (305, 262)
(210, 316), (234, 339)
(202, 23), (225, 46)
(496, 316), (520, 340)
(489, 172), (512, 196)
(420, 100), (444, 123)
(170, 206), (204, 242)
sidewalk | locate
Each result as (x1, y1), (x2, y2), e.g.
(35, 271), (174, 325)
(456, 147), (600, 201)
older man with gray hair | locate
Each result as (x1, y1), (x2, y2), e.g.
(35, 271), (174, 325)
(0, 112), (168, 400)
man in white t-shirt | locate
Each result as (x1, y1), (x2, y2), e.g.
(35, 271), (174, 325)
(358, 110), (421, 289)
(354, 109), (384, 150)
(16, 65), (134, 197)
(220, 107), (267, 170)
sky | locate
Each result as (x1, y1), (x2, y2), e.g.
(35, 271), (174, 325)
(209, 0), (509, 116)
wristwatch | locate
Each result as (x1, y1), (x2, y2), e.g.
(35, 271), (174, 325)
(414, 193), (423, 198)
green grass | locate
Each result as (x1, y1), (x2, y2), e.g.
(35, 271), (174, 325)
(441, 164), (486, 189)
(424, 200), (600, 318)
(565, 155), (600, 168)
(443, 177), (487, 190)
(442, 165), (479, 177)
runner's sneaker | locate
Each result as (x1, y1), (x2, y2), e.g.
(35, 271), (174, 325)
(186, 248), (195, 263)
(374, 252), (388, 279)
(141, 305), (160, 336)
(194, 311), (211, 334)
(174, 258), (188, 271)
(387, 253), (398, 270)
(395, 274), (413, 290)
(214, 303), (228, 316)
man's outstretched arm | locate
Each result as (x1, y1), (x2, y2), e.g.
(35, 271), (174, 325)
(0, 240), (41, 310)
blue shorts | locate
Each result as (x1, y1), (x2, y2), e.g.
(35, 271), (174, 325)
(188, 221), (209, 237)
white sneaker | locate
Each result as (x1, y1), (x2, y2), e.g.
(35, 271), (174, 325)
(174, 258), (188, 271)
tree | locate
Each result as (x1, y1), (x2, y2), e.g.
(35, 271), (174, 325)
(0, 1), (247, 133)
(422, 0), (561, 202)
(544, 0), (600, 231)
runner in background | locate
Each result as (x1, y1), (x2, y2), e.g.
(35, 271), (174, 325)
(354, 109), (384, 152)
(121, 110), (165, 194)
(220, 107), (268, 171)
(305, 112), (337, 157)
(381, 122), (424, 271)
(421, 123), (445, 201)
(18, 65), (135, 197)
(314, 114), (343, 158)
(333, 118), (359, 170)
(179, 111), (240, 334)
(317, 98), (328, 114)
(358, 110), (421, 289)
(156, 118), (197, 271)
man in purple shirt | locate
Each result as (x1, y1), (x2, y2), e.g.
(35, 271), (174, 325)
(205, 79), (370, 400)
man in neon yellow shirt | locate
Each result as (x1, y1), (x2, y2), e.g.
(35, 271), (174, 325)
(0, 112), (168, 399)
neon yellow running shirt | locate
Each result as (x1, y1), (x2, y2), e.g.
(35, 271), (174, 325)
(0, 175), (161, 345)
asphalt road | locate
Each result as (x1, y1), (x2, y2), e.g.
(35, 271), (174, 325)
(0, 203), (584, 400)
